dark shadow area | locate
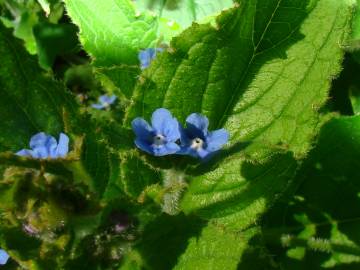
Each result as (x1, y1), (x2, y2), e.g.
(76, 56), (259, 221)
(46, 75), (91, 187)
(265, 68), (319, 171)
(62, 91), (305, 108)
(137, 214), (205, 270)
(261, 117), (360, 269)
(327, 53), (360, 115)
(237, 232), (278, 270)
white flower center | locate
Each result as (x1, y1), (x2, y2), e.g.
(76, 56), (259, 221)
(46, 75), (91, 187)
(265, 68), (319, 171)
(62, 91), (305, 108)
(153, 134), (166, 146)
(191, 138), (204, 150)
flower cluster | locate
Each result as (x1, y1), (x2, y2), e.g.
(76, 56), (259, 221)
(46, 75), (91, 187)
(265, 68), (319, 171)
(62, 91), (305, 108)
(132, 108), (229, 159)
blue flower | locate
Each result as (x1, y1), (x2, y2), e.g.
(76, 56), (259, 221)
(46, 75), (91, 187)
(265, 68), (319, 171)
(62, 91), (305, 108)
(0, 249), (9, 265)
(132, 108), (180, 156)
(91, 94), (117, 110)
(16, 132), (69, 159)
(178, 113), (229, 159)
(138, 48), (164, 70)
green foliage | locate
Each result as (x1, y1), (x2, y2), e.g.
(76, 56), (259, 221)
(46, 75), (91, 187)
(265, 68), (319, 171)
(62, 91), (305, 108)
(0, 0), (359, 269)
(0, 23), (77, 152)
(133, 0), (234, 42)
(125, 0), (352, 230)
(174, 224), (259, 270)
(263, 115), (360, 269)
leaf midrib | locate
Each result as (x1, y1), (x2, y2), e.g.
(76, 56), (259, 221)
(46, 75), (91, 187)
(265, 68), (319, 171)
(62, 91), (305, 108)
(216, 0), (285, 129)
(231, 6), (340, 143)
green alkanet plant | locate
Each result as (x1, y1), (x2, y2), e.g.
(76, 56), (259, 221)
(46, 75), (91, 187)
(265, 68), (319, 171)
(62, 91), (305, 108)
(0, 0), (359, 269)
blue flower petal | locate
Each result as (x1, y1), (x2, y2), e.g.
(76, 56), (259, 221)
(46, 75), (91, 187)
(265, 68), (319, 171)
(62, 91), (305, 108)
(163, 118), (180, 142)
(55, 133), (69, 158)
(164, 142), (181, 154)
(156, 48), (164, 54)
(151, 145), (168, 156)
(134, 138), (154, 155)
(29, 132), (52, 149)
(151, 108), (180, 141)
(29, 133), (57, 158)
(139, 48), (163, 69)
(179, 124), (191, 146)
(99, 94), (116, 105)
(16, 132), (70, 159)
(197, 148), (211, 159)
(32, 146), (49, 159)
(185, 113), (209, 138)
(177, 146), (209, 159)
(91, 103), (106, 110)
(151, 142), (179, 156)
(0, 249), (9, 265)
(46, 137), (58, 158)
(132, 118), (153, 141)
(139, 49), (155, 69)
(206, 129), (229, 152)
(16, 149), (34, 157)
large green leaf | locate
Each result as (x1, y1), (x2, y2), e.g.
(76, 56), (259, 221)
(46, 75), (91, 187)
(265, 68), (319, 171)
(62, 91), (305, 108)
(263, 116), (360, 269)
(0, 22), (77, 152)
(64, 0), (158, 98)
(133, 0), (234, 42)
(64, 0), (157, 66)
(125, 0), (352, 228)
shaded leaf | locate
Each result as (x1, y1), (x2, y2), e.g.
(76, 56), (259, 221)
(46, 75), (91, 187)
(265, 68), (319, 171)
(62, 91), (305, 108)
(263, 116), (360, 269)
(173, 223), (259, 270)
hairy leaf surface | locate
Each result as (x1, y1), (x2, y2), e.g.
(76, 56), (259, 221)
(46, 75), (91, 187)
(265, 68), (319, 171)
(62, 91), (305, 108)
(125, 0), (352, 228)
(64, 0), (158, 98)
(173, 224), (259, 270)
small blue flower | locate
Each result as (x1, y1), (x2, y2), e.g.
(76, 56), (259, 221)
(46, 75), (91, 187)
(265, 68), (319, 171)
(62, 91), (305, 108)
(16, 132), (69, 159)
(0, 249), (9, 265)
(91, 94), (117, 110)
(178, 113), (229, 159)
(132, 108), (180, 156)
(138, 48), (164, 70)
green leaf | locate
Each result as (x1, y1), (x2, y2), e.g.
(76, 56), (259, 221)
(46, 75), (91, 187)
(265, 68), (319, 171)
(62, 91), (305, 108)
(0, 22), (77, 152)
(125, 0), (352, 228)
(36, 0), (61, 16)
(33, 22), (79, 69)
(64, 0), (158, 98)
(263, 115), (360, 268)
(64, 0), (157, 65)
(349, 0), (360, 49)
(130, 214), (204, 270)
(133, 0), (234, 43)
(0, 0), (40, 54)
(173, 223), (259, 270)
(120, 151), (161, 198)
